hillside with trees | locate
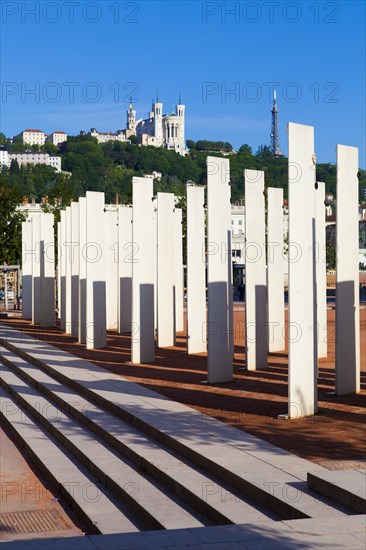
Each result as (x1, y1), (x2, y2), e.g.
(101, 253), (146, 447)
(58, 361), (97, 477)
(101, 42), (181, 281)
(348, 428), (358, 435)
(1, 135), (365, 265)
(2, 135), (365, 206)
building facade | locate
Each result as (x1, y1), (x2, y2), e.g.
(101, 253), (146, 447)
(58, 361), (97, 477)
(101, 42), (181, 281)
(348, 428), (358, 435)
(89, 129), (127, 144)
(5, 152), (61, 172)
(46, 132), (67, 146)
(20, 129), (46, 146)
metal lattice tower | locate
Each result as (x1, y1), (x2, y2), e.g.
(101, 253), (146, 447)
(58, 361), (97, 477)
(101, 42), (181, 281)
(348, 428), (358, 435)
(270, 89), (283, 157)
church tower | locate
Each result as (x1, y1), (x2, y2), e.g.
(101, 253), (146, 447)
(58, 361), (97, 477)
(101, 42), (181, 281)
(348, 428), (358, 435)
(153, 94), (163, 143)
(176, 93), (185, 152)
(126, 101), (136, 137)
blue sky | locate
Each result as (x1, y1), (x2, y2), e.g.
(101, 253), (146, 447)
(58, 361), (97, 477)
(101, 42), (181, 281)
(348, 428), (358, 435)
(1, 0), (365, 165)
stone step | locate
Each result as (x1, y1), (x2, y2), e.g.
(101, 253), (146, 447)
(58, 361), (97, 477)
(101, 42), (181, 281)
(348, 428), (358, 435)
(0, 326), (351, 520)
(0, 345), (273, 526)
(0, 387), (139, 535)
(308, 470), (366, 514)
(0, 363), (206, 531)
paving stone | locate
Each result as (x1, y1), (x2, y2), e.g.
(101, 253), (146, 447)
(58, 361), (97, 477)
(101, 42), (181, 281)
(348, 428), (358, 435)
(283, 514), (366, 534)
(89, 528), (203, 549)
(0, 538), (97, 550)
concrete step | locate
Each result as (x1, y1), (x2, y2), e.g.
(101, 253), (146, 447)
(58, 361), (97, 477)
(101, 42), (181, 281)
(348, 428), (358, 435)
(0, 387), (139, 535)
(308, 470), (366, 514)
(0, 363), (206, 531)
(0, 345), (273, 526)
(0, 326), (352, 521)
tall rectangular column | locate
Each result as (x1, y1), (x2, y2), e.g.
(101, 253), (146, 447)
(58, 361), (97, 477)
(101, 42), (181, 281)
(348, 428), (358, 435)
(39, 213), (55, 328)
(118, 206), (133, 334)
(71, 202), (79, 339)
(105, 209), (118, 331)
(174, 208), (184, 333)
(85, 192), (107, 350)
(65, 206), (72, 334)
(186, 185), (207, 354)
(31, 214), (41, 325)
(245, 170), (268, 369)
(57, 221), (61, 320)
(22, 220), (33, 320)
(288, 122), (317, 418)
(60, 210), (66, 331)
(132, 177), (155, 363)
(78, 197), (87, 344)
(336, 145), (360, 395)
(207, 156), (233, 383)
(267, 187), (285, 352)
(315, 181), (327, 358)
(157, 192), (175, 347)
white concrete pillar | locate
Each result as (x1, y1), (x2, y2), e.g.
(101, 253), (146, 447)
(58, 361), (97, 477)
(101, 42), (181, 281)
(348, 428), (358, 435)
(39, 213), (55, 328)
(245, 170), (268, 369)
(157, 192), (175, 347)
(336, 145), (360, 395)
(60, 210), (66, 331)
(186, 185), (206, 354)
(105, 208), (118, 331)
(153, 198), (158, 333)
(288, 122), (317, 418)
(71, 202), (79, 339)
(174, 208), (184, 333)
(315, 181), (327, 358)
(78, 197), (87, 344)
(57, 221), (61, 320)
(22, 220), (33, 320)
(65, 206), (72, 334)
(85, 191), (107, 350)
(132, 177), (155, 363)
(118, 206), (133, 334)
(31, 214), (41, 325)
(267, 187), (285, 352)
(206, 156), (233, 383)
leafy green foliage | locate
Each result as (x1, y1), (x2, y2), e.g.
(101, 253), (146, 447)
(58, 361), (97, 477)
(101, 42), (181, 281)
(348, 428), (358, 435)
(0, 172), (26, 264)
(1, 132), (365, 268)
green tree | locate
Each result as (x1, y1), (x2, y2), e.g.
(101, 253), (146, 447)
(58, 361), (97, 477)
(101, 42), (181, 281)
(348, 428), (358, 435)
(239, 144), (252, 155)
(128, 135), (138, 145)
(0, 172), (26, 265)
(43, 142), (59, 155)
(256, 145), (272, 158)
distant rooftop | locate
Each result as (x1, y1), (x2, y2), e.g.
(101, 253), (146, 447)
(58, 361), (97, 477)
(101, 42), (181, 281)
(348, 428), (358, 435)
(23, 129), (44, 133)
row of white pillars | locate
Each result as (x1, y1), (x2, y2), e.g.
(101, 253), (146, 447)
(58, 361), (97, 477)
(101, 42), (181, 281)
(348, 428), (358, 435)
(21, 132), (360, 415)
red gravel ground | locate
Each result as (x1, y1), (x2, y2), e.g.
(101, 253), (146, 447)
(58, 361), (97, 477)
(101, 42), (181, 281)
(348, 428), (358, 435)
(1, 307), (365, 465)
